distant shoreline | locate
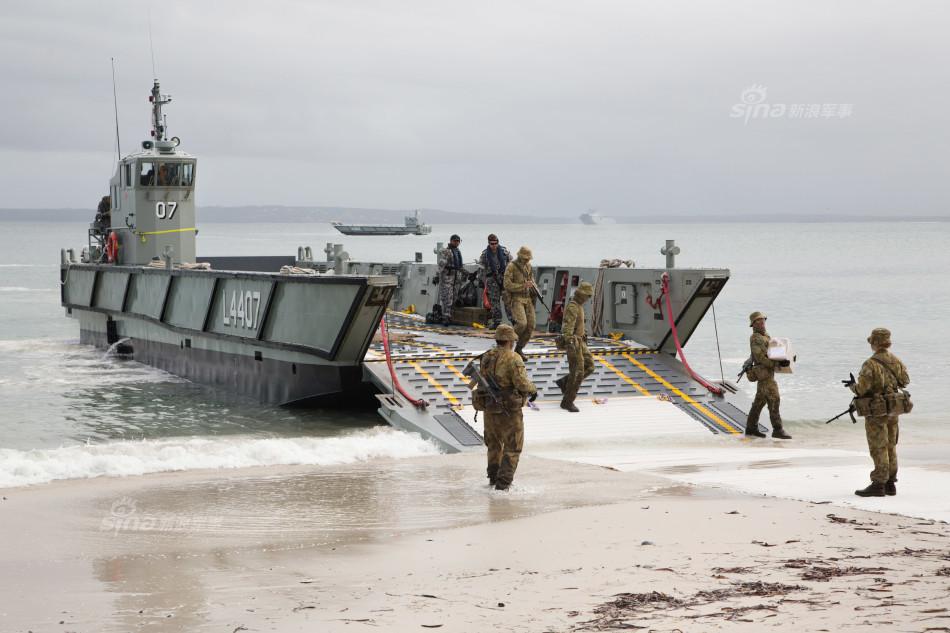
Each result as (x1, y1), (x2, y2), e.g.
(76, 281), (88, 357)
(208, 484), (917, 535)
(1, 207), (947, 224)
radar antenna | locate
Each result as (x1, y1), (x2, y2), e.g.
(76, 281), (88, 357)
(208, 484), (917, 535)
(149, 80), (172, 142)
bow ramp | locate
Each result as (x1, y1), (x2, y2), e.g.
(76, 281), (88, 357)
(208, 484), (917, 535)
(362, 314), (748, 453)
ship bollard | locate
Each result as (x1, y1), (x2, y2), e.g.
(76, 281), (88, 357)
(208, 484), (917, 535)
(332, 244), (350, 274)
(661, 239), (680, 269)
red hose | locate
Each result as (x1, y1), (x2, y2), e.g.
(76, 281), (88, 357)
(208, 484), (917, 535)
(379, 315), (428, 409)
(660, 273), (724, 396)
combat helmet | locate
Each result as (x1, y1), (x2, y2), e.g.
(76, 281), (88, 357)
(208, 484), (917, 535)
(868, 327), (891, 348)
(495, 324), (517, 342)
(575, 281), (594, 297)
(517, 246), (532, 260)
(748, 311), (767, 327)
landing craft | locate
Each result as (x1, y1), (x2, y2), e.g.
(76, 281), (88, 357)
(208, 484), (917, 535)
(61, 81), (752, 452)
(332, 210), (432, 236)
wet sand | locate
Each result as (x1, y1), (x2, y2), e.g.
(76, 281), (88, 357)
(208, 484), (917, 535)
(2, 453), (949, 632)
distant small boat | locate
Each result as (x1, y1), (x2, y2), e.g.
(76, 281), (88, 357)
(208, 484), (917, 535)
(332, 210), (432, 236)
(579, 211), (615, 225)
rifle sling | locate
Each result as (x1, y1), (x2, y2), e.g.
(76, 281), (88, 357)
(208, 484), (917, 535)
(870, 357), (906, 391)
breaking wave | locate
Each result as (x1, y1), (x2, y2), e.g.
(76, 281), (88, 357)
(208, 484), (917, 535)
(0, 428), (441, 488)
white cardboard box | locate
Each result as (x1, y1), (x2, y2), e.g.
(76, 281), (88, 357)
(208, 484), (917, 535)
(768, 337), (796, 374)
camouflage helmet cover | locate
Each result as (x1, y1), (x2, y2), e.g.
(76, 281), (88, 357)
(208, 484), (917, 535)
(868, 327), (891, 347)
(517, 246), (532, 259)
(495, 324), (517, 342)
(749, 311), (767, 327)
(575, 281), (594, 296)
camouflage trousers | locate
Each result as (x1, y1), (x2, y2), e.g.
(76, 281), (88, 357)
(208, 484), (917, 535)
(562, 337), (595, 404)
(438, 272), (459, 320)
(865, 415), (899, 484)
(485, 276), (509, 325)
(509, 297), (536, 349)
(747, 377), (781, 427)
(483, 409), (524, 488)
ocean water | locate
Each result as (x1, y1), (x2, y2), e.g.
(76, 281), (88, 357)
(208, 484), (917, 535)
(1, 218), (948, 488)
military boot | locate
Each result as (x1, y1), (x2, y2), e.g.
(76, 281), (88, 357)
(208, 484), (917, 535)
(885, 478), (897, 496)
(514, 344), (527, 361)
(745, 422), (766, 438)
(555, 375), (568, 393)
(487, 464), (499, 487)
(771, 423), (792, 440)
(560, 398), (579, 413)
(854, 482), (886, 497)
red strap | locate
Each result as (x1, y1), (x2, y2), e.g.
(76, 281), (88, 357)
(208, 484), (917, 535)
(660, 273), (723, 396)
(379, 316), (428, 409)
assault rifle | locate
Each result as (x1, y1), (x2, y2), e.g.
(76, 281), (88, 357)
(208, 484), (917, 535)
(825, 401), (858, 424)
(529, 284), (551, 313)
(462, 358), (509, 416)
(736, 356), (754, 383)
(826, 373), (858, 424)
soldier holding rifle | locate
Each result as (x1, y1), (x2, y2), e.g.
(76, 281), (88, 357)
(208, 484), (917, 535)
(468, 324), (537, 491)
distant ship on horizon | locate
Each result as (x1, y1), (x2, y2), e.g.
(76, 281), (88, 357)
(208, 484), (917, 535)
(332, 209), (433, 236)
(579, 211), (616, 225)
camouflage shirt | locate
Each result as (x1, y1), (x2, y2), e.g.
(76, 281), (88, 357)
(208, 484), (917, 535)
(503, 260), (534, 296)
(561, 298), (586, 338)
(482, 346), (536, 396)
(437, 246), (463, 278)
(750, 331), (776, 371)
(852, 350), (910, 397)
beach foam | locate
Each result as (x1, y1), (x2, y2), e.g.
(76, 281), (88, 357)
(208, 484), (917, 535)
(0, 428), (441, 488)
(533, 439), (950, 523)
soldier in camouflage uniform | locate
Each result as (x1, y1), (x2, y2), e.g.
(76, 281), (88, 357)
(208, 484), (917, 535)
(745, 312), (792, 439)
(436, 234), (463, 324)
(479, 324), (538, 490)
(503, 246), (537, 359)
(851, 328), (910, 497)
(556, 281), (595, 412)
(478, 233), (512, 329)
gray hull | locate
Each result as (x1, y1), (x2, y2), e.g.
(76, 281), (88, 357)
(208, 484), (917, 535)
(333, 225), (418, 236)
(62, 261), (396, 405)
(80, 326), (361, 405)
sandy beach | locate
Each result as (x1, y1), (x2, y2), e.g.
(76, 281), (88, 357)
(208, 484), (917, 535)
(2, 452), (948, 633)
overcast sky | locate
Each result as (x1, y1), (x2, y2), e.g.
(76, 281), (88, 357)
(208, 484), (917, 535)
(1, 1), (947, 216)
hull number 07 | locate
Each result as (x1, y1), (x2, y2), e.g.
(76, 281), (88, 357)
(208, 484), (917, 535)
(156, 201), (178, 219)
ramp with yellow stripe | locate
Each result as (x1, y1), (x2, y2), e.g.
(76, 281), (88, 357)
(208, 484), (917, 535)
(362, 314), (747, 452)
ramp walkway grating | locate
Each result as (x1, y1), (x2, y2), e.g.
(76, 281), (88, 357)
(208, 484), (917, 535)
(363, 315), (746, 451)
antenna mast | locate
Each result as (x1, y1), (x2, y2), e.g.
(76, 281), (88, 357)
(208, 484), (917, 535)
(111, 58), (121, 158)
(149, 81), (172, 142)
(147, 10), (157, 80)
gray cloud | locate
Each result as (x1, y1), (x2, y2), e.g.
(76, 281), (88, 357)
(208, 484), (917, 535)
(1, 0), (948, 215)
